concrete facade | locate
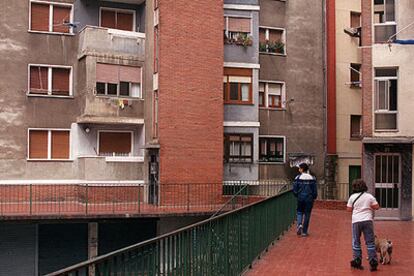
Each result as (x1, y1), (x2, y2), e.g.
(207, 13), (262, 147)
(258, 0), (325, 180)
(335, 0), (362, 199)
(361, 0), (413, 220)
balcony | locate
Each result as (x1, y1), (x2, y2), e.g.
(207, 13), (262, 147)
(78, 26), (145, 60)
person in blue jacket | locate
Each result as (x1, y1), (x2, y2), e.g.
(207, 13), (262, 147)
(293, 163), (317, 237)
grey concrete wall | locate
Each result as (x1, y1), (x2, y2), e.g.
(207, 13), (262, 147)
(258, 0), (325, 179)
(74, 0), (146, 33)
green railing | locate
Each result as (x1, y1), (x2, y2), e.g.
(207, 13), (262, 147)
(46, 190), (295, 276)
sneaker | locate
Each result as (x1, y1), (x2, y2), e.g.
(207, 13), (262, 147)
(350, 258), (363, 270)
(369, 259), (378, 272)
(297, 225), (303, 235)
(301, 233), (309, 237)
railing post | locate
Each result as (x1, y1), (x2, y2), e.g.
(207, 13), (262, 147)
(85, 184), (88, 215)
(29, 184), (32, 215)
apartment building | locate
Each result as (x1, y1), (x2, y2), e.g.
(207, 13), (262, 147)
(360, 0), (413, 220)
(0, 0), (328, 274)
(326, 0), (363, 199)
(258, 0), (325, 181)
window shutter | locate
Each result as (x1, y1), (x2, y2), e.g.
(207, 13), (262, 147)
(96, 63), (119, 83)
(259, 28), (266, 43)
(29, 130), (48, 159)
(101, 10), (116, 29)
(53, 6), (71, 33)
(30, 66), (48, 94)
(228, 18), (251, 33)
(269, 29), (283, 42)
(51, 131), (70, 159)
(99, 132), (132, 155)
(116, 12), (134, 31)
(119, 66), (141, 83)
(31, 3), (50, 31)
(52, 68), (70, 96)
(268, 83), (282, 95)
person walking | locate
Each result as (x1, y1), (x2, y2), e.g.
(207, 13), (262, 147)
(347, 179), (380, 271)
(293, 163), (317, 237)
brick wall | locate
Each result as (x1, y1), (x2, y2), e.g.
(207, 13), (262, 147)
(361, 0), (373, 137)
(157, 0), (224, 190)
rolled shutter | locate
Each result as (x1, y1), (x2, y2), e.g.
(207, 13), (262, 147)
(228, 18), (250, 33)
(101, 10), (116, 29)
(99, 132), (132, 155)
(53, 6), (71, 33)
(119, 66), (141, 83)
(52, 68), (70, 96)
(269, 29), (282, 42)
(31, 3), (49, 31)
(96, 63), (119, 83)
(29, 130), (48, 159)
(259, 28), (266, 43)
(116, 12), (134, 31)
(51, 131), (70, 159)
(30, 66), (48, 94)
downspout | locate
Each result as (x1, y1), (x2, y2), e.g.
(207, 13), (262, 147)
(322, 0), (328, 184)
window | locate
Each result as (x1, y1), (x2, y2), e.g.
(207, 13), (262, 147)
(259, 137), (285, 163)
(29, 65), (71, 96)
(100, 8), (135, 32)
(259, 27), (285, 55)
(28, 129), (70, 160)
(374, 68), (398, 131)
(374, 0), (396, 43)
(98, 131), (133, 156)
(350, 12), (361, 28)
(223, 16), (252, 46)
(350, 63), (361, 87)
(30, 1), (73, 33)
(259, 81), (285, 109)
(223, 68), (252, 104)
(224, 134), (253, 163)
(96, 63), (142, 98)
(350, 115), (362, 139)
(375, 154), (400, 209)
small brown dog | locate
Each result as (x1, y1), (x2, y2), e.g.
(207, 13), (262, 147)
(375, 236), (393, 265)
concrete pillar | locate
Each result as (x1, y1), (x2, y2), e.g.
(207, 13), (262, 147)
(88, 222), (98, 276)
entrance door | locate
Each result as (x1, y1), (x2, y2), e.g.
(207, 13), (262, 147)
(348, 165), (361, 197)
(374, 154), (401, 218)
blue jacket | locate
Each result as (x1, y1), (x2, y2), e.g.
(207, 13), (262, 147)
(293, 173), (317, 202)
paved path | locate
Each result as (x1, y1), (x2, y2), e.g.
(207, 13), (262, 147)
(245, 209), (414, 276)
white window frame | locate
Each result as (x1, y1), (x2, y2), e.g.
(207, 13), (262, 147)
(96, 81), (142, 98)
(373, 0), (396, 24)
(258, 135), (286, 164)
(27, 128), (71, 161)
(259, 26), (286, 55)
(99, 7), (137, 32)
(27, 64), (73, 98)
(223, 14), (253, 38)
(259, 80), (286, 109)
(373, 69), (398, 131)
(28, 0), (74, 35)
(97, 130), (134, 157)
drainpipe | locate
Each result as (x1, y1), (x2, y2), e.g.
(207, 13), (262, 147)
(322, 0), (328, 185)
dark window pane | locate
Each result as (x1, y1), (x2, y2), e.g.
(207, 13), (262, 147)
(350, 115), (361, 138)
(389, 79), (397, 111)
(375, 113), (397, 130)
(375, 155), (381, 183)
(107, 83), (117, 95)
(374, 24), (396, 43)
(230, 83), (239, 100)
(375, 68), (397, 77)
(96, 82), (106, 95)
(223, 83), (227, 100)
(120, 82), (130, 96)
(393, 155), (399, 183)
(385, 0), (395, 22)
(381, 155), (387, 183)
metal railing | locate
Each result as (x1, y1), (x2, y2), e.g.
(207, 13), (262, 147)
(0, 181), (289, 218)
(45, 189), (295, 276)
(317, 182), (350, 201)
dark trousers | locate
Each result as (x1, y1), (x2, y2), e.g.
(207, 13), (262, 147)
(296, 200), (313, 234)
(352, 220), (377, 261)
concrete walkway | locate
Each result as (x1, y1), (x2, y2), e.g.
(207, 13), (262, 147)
(245, 209), (414, 276)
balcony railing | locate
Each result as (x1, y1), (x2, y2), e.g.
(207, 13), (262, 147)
(45, 189), (295, 276)
(78, 26), (145, 60)
(0, 181), (290, 219)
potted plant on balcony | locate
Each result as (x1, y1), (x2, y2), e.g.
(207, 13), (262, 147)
(235, 33), (253, 47)
(268, 41), (285, 54)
